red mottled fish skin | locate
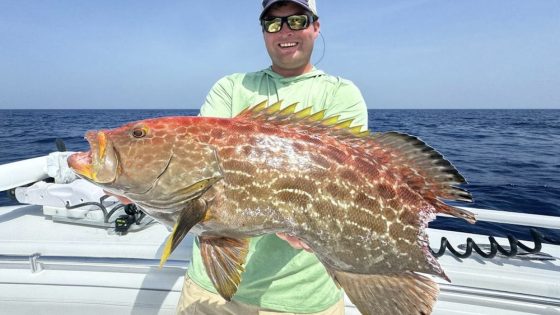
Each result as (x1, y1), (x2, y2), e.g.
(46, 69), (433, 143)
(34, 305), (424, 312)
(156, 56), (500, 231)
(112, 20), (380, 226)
(67, 102), (475, 315)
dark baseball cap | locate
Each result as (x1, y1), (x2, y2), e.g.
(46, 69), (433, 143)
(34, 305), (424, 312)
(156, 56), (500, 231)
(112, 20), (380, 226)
(260, 0), (318, 19)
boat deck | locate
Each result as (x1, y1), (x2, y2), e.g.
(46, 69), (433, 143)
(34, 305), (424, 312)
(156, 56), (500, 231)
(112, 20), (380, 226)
(0, 204), (559, 314)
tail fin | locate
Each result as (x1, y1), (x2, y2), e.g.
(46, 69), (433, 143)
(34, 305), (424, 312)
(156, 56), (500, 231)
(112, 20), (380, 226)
(331, 269), (439, 315)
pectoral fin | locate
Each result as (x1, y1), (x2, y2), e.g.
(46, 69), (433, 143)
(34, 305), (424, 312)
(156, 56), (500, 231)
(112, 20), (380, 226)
(176, 175), (223, 201)
(199, 236), (250, 301)
(330, 269), (439, 315)
(159, 199), (208, 267)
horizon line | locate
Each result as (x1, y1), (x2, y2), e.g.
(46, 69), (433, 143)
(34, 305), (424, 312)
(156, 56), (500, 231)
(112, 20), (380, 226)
(0, 107), (559, 110)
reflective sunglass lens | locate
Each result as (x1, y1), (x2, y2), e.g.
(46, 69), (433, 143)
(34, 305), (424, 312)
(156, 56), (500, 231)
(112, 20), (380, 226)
(262, 15), (310, 33)
(265, 18), (282, 33)
(287, 15), (308, 30)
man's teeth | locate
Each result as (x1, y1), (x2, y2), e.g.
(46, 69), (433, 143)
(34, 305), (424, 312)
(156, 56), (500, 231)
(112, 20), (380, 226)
(279, 42), (297, 48)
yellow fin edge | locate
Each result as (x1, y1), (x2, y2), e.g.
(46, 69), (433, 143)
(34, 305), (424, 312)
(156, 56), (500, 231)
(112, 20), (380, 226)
(240, 101), (367, 136)
(159, 223), (179, 268)
(279, 102), (298, 116)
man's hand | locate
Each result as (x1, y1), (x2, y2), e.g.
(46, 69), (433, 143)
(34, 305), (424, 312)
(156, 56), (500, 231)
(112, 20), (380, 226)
(276, 233), (313, 252)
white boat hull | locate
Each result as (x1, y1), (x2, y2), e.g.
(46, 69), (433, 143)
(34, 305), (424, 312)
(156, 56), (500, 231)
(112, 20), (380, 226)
(1, 204), (559, 314)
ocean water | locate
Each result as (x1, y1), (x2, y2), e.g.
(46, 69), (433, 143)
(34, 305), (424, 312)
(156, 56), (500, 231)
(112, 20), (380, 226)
(1, 109), (559, 242)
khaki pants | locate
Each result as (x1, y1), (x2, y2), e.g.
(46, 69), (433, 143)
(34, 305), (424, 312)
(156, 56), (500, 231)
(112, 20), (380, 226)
(176, 277), (345, 315)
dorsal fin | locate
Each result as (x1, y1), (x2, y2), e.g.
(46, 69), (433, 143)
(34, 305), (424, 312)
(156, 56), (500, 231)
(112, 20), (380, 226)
(368, 132), (475, 222)
(235, 101), (474, 223)
(235, 101), (367, 137)
(236, 100), (268, 117)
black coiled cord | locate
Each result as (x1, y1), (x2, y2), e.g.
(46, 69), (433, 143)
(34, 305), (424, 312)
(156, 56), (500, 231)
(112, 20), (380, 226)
(429, 228), (552, 259)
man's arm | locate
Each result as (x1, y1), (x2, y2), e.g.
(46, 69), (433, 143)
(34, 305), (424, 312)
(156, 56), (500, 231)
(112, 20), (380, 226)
(328, 79), (369, 130)
(199, 76), (235, 118)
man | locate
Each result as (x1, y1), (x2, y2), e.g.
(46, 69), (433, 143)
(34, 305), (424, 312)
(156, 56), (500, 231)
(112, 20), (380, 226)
(177, 1), (368, 314)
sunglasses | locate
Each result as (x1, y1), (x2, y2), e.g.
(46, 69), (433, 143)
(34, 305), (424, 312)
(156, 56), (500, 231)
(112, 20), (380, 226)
(261, 14), (313, 33)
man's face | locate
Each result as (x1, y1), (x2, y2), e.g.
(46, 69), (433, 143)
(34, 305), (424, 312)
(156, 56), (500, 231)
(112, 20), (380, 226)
(262, 3), (320, 76)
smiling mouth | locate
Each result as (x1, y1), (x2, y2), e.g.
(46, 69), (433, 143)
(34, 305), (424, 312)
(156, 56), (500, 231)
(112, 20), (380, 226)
(279, 42), (298, 48)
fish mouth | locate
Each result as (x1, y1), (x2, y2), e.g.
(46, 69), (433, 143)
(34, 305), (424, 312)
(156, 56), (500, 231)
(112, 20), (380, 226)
(68, 150), (94, 179)
(68, 130), (118, 184)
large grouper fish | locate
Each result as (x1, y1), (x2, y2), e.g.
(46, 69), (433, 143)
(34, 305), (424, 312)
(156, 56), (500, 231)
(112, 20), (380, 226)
(68, 101), (475, 315)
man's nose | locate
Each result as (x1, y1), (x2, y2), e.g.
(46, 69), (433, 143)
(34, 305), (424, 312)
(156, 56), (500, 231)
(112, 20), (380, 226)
(278, 21), (294, 34)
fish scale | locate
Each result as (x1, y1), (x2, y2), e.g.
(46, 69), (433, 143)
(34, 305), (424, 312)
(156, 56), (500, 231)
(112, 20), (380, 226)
(68, 101), (475, 315)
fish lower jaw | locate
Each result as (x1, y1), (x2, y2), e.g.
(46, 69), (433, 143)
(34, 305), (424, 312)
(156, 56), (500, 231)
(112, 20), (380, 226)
(67, 151), (94, 179)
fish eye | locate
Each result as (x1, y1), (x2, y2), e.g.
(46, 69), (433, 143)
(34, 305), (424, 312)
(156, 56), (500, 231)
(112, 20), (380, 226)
(132, 128), (147, 138)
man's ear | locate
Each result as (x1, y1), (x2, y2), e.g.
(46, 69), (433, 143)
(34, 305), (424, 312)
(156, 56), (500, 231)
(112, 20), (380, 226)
(312, 20), (320, 38)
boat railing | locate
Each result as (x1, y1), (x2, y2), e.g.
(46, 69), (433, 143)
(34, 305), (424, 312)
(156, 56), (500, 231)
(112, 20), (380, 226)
(0, 253), (188, 274)
(440, 207), (560, 230)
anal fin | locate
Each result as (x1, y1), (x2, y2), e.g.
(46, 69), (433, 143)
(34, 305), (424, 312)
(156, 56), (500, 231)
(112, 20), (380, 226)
(331, 270), (439, 315)
(200, 236), (249, 301)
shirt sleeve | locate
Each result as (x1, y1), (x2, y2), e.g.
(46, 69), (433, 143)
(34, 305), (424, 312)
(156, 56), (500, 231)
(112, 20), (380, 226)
(328, 79), (369, 130)
(199, 76), (235, 118)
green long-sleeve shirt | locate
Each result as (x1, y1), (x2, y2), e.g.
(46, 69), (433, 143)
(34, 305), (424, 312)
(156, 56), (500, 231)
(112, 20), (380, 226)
(188, 67), (368, 313)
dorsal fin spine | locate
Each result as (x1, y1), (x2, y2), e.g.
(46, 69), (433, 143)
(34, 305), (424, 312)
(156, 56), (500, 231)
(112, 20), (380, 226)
(237, 101), (368, 139)
(308, 110), (326, 122)
(265, 100), (283, 114)
(348, 125), (364, 135)
(237, 100), (267, 118)
(294, 107), (312, 119)
(279, 103), (298, 116)
(334, 119), (354, 130)
(322, 115), (340, 126)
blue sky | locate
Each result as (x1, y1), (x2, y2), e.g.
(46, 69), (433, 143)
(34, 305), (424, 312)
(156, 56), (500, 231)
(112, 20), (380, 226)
(0, 0), (558, 109)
